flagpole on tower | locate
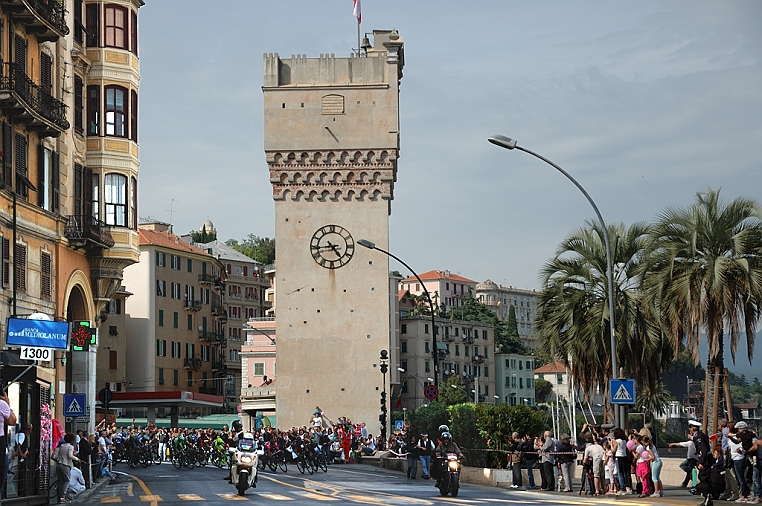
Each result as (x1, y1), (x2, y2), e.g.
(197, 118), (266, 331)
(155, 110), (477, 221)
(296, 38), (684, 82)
(353, 0), (362, 55)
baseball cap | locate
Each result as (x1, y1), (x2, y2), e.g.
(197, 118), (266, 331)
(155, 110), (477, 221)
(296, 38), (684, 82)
(688, 420), (701, 427)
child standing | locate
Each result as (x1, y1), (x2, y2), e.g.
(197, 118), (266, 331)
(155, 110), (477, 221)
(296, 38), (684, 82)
(636, 448), (652, 498)
(604, 440), (618, 494)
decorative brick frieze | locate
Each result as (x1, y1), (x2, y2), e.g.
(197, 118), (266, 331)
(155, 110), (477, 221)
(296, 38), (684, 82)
(267, 149), (397, 202)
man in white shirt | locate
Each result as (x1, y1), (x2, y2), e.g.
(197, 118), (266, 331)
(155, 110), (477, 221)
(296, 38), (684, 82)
(669, 436), (698, 488)
(67, 465), (86, 496)
(583, 434), (605, 495)
(0, 390), (17, 496)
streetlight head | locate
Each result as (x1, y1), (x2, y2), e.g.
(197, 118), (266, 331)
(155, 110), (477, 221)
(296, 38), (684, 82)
(357, 239), (376, 250)
(451, 384), (458, 389)
(426, 377), (434, 382)
(397, 367), (405, 372)
(488, 134), (517, 150)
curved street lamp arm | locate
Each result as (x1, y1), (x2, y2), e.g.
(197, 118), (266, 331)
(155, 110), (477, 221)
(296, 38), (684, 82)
(249, 325), (276, 345)
(489, 136), (619, 427)
(358, 241), (439, 388)
(515, 144), (617, 384)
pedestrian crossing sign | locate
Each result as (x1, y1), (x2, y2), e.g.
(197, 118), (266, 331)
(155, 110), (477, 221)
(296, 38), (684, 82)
(609, 379), (636, 405)
(64, 393), (87, 417)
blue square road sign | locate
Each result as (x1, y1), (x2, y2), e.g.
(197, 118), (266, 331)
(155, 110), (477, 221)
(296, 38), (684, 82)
(64, 394), (87, 417)
(610, 379), (636, 405)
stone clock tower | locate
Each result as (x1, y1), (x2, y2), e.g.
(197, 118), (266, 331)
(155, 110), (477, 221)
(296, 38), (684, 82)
(263, 30), (404, 429)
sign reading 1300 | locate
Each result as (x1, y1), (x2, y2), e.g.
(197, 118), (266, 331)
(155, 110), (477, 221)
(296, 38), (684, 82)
(20, 346), (52, 361)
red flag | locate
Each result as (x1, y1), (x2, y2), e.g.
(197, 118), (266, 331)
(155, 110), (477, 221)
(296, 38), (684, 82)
(353, 0), (361, 23)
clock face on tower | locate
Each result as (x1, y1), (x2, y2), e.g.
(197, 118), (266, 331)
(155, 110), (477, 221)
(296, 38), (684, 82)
(310, 225), (355, 269)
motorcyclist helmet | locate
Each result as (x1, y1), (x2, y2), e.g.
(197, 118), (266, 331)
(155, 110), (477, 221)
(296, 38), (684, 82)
(232, 420), (243, 432)
(439, 425), (450, 433)
(441, 432), (452, 442)
(238, 433), (256, 452)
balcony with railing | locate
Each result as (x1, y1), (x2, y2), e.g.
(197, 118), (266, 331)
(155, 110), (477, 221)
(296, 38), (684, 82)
(0, 63), (69, 137)
(198, 330), (225, 343)
(211, 359), (226, 372)
(472, 354), (485, 364)
(212, 305), (227, 323)
(63, 215), (115, 250)
(198, 386), (219, 395)
(183, 299), (202, 311)
(183, 357), (202, 370)
(198, 273), (220, 285)
(0, 0), (69, 42)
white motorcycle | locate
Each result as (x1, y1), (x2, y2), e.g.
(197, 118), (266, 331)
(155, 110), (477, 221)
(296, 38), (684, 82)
(230, 433), (263, 496)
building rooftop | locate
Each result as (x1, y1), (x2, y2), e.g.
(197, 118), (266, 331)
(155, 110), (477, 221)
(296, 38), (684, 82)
(534, 361), (568, 374)
(401, 270), (476, 284)
(197, 240), (262, 265)
(138, 228), (212, 256)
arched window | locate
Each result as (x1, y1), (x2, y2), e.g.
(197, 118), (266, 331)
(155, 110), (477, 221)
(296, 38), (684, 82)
(105, 86), (127, 137)
(104, 173), (127, 226)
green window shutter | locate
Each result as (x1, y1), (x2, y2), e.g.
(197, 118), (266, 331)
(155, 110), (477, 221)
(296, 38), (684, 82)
(173, 312), (178, 328)
(158, 309), (163, 326)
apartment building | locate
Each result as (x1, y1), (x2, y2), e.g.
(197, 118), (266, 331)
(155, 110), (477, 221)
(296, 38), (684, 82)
(534, 361), (571, 403)
(399, 315), (496, 410)
(495, 352), (536, 406)
(0, 0), (143, 500)
(123, 222), (227, 416)
(400, 270), (477, 312)
(476, 280), (538, 348)
(240, 317), (276, 430)
(195, 237), (269, 409)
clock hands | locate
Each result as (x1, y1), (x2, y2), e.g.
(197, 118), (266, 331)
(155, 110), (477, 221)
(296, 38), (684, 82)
(312, 241), (342, 254)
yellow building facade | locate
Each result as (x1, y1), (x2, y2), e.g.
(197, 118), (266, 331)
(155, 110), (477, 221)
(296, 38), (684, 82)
(0, 1), (142, 501)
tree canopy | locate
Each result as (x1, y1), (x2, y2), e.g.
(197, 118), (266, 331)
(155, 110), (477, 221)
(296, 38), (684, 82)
(189, 225), (216, 243)
(445, 296), (527, 354)
(225, 234), (275, 264)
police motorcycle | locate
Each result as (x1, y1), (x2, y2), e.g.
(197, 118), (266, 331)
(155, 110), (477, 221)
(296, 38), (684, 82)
(230, 433), (263, 496)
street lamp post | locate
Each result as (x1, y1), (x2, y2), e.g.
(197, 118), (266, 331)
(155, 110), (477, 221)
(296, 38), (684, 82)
(488, 134), (620, 429)
(358, 240), (439, 389)
(380, 350), (389, 443)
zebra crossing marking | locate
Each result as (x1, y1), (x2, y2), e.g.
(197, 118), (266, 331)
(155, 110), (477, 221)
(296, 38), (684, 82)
(258, 493), (294, 500)
(217, 493), (249, 500)
(295, 491), (340, 501)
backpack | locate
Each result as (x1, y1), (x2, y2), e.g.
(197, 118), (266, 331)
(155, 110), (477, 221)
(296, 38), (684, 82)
(551, 437), (559, 465)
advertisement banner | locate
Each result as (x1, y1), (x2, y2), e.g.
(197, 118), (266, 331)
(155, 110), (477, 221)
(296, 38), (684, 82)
(6, 318), (69, 350)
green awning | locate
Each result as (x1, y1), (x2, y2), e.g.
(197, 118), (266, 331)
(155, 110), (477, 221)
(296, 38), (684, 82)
(436, 342), (449, 350)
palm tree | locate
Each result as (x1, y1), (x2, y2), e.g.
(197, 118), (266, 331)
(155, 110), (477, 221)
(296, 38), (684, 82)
(636, 383), (673, 419)
(641, 188), (762, 432)
(537, 221), (671, 419)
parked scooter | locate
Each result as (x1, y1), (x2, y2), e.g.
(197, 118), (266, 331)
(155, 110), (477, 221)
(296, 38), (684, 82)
(230, 433), (262, 496)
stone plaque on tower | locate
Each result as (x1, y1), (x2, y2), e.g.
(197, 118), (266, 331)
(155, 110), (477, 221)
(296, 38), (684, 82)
(263, 30), (404, 429)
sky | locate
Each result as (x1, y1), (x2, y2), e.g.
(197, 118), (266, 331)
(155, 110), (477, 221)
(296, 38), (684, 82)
(136, 1), (762, 372)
